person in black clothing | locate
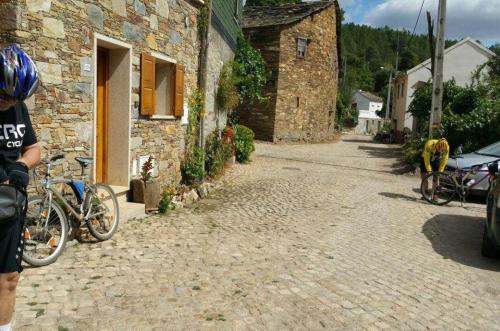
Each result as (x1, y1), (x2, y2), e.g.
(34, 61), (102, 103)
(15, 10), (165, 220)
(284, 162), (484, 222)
(0, 45), (40, 331)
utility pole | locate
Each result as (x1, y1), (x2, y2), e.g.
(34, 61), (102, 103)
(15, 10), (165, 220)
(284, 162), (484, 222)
(386, 30), (400, 122)
(429, 0), (446, 137)
(395, 30), (400, 72)
(385, 71), (393, 121)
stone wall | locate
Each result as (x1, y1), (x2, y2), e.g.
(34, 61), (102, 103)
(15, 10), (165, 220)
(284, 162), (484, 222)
(203, 23), (235, 140)
(239, 27), (280, 141)
(275, 5), (338, 142)
(1, 0), (202, 187)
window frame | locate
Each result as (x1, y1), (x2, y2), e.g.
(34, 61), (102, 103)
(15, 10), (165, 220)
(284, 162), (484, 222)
(296, 37), (308, 59)
(140, 52), (184, 119)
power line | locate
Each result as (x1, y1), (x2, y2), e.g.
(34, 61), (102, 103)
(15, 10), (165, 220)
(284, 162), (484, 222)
(407, 0), (426, 48)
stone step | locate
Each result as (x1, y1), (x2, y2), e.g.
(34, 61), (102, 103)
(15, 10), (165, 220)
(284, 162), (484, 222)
(109, 185), (147, 221)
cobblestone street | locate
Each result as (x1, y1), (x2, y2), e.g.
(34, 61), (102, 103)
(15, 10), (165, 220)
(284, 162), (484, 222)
(14, 135), (500, 330)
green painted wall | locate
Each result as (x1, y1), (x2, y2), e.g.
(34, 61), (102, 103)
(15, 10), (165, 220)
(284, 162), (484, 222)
(212, 0), (244, 47)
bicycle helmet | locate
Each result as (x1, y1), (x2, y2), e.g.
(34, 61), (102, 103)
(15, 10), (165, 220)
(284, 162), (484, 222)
(435, 138), (448, 152)
(0, 44), (39, 101)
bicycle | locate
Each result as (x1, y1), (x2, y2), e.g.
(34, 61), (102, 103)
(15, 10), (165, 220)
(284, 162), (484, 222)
(420, 155), (500, 206)
(23, 154), (120, 267)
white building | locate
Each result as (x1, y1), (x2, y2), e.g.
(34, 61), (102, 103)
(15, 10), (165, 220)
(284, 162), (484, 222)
(353, 90), (384, 134)
(392, 37), (495, 139)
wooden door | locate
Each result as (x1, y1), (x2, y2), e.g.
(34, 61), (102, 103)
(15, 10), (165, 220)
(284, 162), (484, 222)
(96, 48), (109, 183)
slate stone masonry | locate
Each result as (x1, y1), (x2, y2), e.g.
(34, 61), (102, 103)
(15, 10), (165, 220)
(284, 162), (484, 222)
(242, 3), (339, 142)
(0, 0), (202, 186)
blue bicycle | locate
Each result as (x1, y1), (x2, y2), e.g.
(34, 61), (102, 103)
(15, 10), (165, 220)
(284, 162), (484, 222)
(23, 154), (119, 267)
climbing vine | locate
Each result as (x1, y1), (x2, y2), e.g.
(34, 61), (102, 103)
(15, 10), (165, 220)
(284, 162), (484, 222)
(197, 0), (210, 40)
(183, 90), (205, 185)
(233, 34), (269, 104)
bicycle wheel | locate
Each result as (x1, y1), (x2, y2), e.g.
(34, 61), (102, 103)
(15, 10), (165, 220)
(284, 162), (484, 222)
(23, 196), (68, 267)
(420, 171), (457, 206)
(85, 183), (119, 241)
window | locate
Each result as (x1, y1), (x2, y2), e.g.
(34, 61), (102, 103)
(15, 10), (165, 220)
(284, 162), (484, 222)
(141, 53), (184, 118)
(401, 82), (405, 98)
(296, 96), (300, 107)
(297, 37), (307, 58)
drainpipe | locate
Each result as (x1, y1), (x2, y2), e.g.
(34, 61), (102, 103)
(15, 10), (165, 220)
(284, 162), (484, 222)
(198, 0), (213, 149)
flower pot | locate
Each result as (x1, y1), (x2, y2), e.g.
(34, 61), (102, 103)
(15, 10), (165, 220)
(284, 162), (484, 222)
(131, 179), (161, 212)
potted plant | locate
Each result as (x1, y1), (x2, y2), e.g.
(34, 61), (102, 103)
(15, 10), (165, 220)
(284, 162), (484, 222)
(131, 156), (161, 212)
(223, 126), (236, 167)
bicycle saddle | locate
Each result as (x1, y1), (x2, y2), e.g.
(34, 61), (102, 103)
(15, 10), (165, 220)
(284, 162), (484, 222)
(75, 157), (93, 168)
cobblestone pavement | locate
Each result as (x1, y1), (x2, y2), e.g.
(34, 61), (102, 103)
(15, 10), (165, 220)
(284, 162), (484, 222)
(14, 135), (500, 330)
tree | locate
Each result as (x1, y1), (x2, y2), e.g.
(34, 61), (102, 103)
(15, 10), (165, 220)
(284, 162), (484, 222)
(373, 69), (390, 93)
(487, 48), (500, 80)
(399, 49), (418, 71)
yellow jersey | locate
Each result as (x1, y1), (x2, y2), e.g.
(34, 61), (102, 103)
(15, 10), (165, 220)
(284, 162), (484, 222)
(421, 139), (450, 172)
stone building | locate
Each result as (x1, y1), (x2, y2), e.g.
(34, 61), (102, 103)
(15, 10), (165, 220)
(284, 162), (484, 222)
(240, 1), (340, 142)
(0, 0), (204, 192)
(0, 1), (244, 201)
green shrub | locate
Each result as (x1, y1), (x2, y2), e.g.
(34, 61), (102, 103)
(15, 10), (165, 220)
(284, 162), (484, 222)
(233, 125), (255, 163)
(205, 131), (233, 178)
(183, 147), (205, 185)
(402, 136), (427, 167)
(158, 186), (176, 214)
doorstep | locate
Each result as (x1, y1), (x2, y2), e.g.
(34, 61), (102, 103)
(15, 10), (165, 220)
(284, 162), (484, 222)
(109, 185), (147, 221)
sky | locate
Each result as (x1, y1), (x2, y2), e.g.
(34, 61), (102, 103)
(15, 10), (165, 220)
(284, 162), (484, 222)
(337, 0), (500, 46)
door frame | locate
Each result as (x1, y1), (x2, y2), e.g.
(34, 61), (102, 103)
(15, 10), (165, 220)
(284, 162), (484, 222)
(93, 34), (133, 186)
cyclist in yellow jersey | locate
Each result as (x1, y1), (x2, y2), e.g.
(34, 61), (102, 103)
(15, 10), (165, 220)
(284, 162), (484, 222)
(420, 138), (450, 196)
(420, 138), (450, 174)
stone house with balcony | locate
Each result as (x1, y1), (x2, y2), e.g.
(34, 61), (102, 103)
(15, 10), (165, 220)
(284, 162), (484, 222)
(240, 1), (341, 142)
(0, 0), (243, 214)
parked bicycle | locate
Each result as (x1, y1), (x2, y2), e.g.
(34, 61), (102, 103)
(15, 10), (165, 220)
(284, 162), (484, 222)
(23, 154), (119, 267)
(420, 154), (500, 206)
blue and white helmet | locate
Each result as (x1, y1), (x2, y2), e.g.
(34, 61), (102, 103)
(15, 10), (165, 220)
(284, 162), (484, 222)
(0, 44), (39, 101)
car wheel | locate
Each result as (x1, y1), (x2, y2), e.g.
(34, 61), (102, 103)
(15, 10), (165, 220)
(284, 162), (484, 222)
(481, 226), (500, 258)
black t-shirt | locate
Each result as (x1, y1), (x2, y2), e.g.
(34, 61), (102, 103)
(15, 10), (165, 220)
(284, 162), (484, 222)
(0, 102), (37, 168)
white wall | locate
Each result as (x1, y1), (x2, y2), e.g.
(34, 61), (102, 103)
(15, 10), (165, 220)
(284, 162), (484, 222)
(369, 101), (383, 112)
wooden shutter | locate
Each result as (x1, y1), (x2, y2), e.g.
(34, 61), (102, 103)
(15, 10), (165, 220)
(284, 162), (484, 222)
(173, 64), (184, 117)
(141, 53), (156, 116)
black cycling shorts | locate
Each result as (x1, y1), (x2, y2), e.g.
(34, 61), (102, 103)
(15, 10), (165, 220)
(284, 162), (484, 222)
(0, 216), (24, 273)
(419, 156), (441, 174)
